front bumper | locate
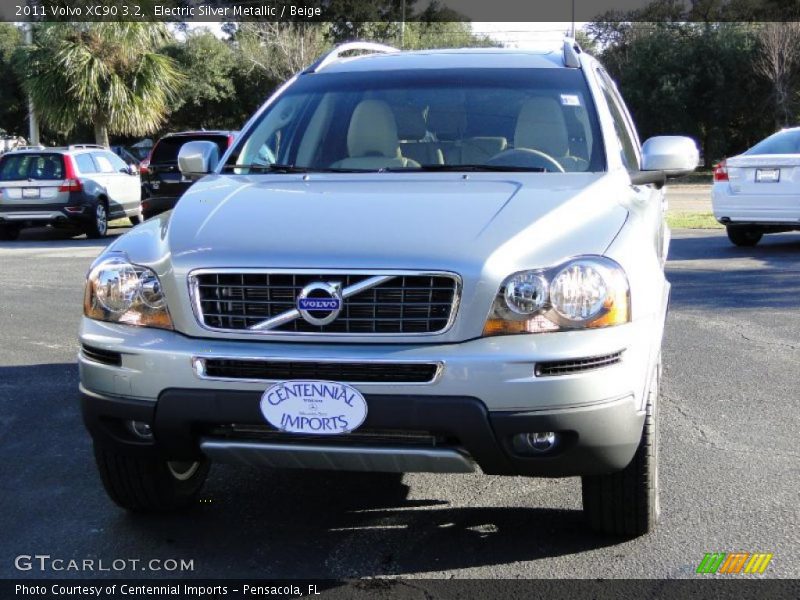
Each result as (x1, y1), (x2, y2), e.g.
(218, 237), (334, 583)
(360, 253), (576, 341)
(81, 386), (643, 477)
(79, 316), (658, 477)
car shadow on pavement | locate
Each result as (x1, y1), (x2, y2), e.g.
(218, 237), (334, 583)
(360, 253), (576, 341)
(0, 224), (128, 248)
(2, 362), (619, 579)
(668, 230), (800, 262)
(123, 467), (616, 577)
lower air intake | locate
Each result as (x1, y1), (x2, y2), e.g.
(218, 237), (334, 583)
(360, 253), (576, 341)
(535, 351), (624, 377)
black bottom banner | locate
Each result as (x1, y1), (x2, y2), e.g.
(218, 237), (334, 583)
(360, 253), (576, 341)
(3, 579), (799, 600)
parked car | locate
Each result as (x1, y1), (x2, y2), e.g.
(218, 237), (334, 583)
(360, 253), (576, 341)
(0, 144), (141, 240)
(79, 41), (698, 536)
(139, 131), (236, 220)
(110, 145), (141, 168)
(712, 127), (800, 246)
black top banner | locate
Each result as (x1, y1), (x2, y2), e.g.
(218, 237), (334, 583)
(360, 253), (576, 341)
(4, 0), (800, 23)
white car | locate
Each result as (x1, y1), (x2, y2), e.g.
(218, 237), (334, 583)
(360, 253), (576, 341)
(712, 127), (800, 246)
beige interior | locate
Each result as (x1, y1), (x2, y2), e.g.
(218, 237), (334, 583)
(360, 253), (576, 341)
(394, 105), (443, 165)
(514, 97), (587, 171)
(331, 100), (419, 170)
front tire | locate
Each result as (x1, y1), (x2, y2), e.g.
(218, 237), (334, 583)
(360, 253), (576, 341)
(85, 201), (109, 239)
(93, 445), (210, 512)
(581, 365), (660, 537)
(726, 225), (762, 247)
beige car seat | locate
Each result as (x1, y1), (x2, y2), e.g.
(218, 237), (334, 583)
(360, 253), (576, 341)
(427, 105), (506, 165)
(514, 97), (588, 171)
(394, 105), (443, 165)
(331, 100), (420, 170)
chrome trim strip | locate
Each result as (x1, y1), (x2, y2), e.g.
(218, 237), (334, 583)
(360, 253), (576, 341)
(191, 355), (444, 386)
(186, 268), (462, 337)
(0, 211), (65, 220)
(200, 439), (476, 473)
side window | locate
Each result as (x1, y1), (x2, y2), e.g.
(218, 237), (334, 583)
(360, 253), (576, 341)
(105, 152), (128, 172)
(596, 69), (640, 170)
(74, 154), (97, 174)
(91, 152), (115, 174)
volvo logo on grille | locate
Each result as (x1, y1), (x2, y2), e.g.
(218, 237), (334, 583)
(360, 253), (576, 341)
(297, 281), (343, 326)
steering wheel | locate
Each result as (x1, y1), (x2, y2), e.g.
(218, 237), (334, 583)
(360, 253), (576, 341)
(486, 148), (565, 172)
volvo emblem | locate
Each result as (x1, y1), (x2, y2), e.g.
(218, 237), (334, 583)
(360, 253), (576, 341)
(297, 281), (343, 326)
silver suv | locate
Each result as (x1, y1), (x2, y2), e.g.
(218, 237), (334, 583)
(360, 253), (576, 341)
(78, 41), (698, 537)
(0, 144), (141, 240)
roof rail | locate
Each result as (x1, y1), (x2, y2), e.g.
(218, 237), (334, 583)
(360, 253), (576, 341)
(563, 37), (582, 68)
(304, 41), (400, 74)
(68, 144), (107, 150)
(11, 145), (46, 150)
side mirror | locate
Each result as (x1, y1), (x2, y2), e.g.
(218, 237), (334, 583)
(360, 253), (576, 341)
(121, 165), (138, 175)
(178, 141), (219, 180)
(641, 136), (700, 178)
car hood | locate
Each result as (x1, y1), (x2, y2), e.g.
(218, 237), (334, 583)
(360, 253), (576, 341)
(157, 172), (629, 274)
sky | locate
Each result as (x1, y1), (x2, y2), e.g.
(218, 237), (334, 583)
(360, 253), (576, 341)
(471, 22), (587, 49)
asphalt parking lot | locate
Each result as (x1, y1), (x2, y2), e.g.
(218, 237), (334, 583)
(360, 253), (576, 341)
(1, 223), (798, 580)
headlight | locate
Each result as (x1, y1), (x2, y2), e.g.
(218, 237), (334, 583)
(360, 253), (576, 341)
(84, 257), (173, 330)
(483, 256), (630, 337)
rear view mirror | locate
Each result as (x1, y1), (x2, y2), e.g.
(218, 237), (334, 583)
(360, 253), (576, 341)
(641, 136), (700, 177)
(178, 141), (219, 180)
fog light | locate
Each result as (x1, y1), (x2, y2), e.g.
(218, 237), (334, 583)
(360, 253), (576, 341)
(512, 431), (558, 455)
(128, 420), (153, 440)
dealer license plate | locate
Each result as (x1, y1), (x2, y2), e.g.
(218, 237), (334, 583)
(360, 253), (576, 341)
(260, 380), (368, 435)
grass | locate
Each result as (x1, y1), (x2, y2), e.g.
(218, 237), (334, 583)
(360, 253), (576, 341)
(666, 211), (723, 229)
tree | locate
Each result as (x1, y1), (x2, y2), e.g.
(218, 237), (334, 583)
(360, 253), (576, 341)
(0, 24), (26, 137)
(235, 22), (331, 83)
(17, 23), (183, 145)
(161, 29), (240, 130)
(593, 22), (769, 166)
(755, 23), (800, 128)
(401, 20), (497, 50)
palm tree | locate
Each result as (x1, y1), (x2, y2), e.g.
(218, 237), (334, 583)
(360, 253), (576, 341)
(18, 23), (183, 145)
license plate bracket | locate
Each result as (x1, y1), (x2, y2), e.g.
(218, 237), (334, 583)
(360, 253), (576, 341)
(755, 168), (780, 183)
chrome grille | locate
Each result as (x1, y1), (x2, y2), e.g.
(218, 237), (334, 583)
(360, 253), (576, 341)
(189, 270), (460, 335)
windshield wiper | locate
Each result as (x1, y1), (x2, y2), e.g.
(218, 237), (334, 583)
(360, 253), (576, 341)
(221, 164), (383, 174)
(221, 163), (312, 173)
(382, 164), (548, 173)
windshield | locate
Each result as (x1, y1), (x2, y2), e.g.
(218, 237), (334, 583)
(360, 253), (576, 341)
(225, 68), (605, 174)
(745, 129), (800, 155)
